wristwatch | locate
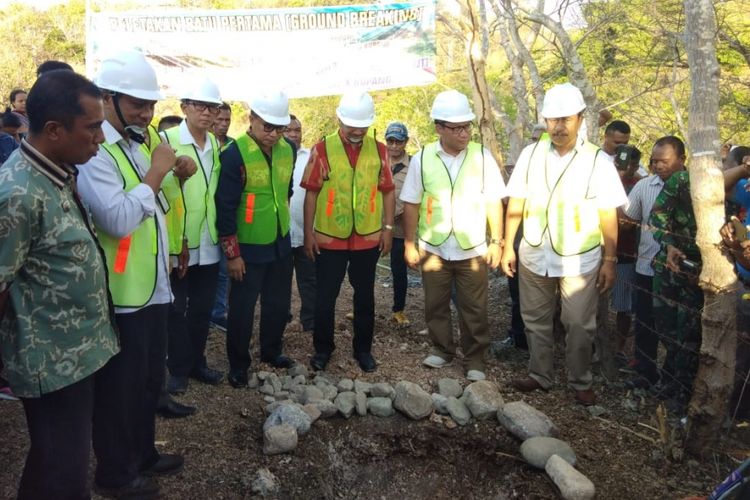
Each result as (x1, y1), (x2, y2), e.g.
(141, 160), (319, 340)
(603, 255), (617, 263)
(383, 224), (394, 231)
(489, 238), (504, 246)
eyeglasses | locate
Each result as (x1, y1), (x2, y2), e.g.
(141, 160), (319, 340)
(261, 122), (287, 134)
(386, 138), (407, 146)
(187, 101), (220, 115)
(439, 122), (473, 134)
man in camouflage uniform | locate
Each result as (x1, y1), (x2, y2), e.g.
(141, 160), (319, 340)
(649, 146), (703, 407)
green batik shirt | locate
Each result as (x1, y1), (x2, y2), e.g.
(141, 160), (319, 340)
(0, 143), (119, 398)
(648, 170), (700, 270)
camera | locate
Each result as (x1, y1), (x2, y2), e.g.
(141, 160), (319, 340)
(614, 144), (642, 171)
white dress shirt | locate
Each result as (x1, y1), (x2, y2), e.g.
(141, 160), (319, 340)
(162, 120), (221, 267)
(624, 175), (665, 276)
(77, 120), (173, 313)
(399, 141), (506, 261)
(289, 147), (310, 248)
(507, 135), (628, 277)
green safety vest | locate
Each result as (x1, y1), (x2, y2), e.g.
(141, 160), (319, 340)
(163, 127), (220, 252)
(522, 138), (603, 256)
(314, 132), (383, 239)
(418, 141), (487, 250)
(97, 142), (158, 308)
(234, 134), (293, 245)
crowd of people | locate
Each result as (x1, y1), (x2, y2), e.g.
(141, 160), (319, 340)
(1, 50), (749, 500)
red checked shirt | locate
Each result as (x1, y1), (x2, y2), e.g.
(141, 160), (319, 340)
(300, 130), (394, 251)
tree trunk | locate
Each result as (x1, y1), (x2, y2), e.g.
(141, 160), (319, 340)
(683, 0), (738, 457)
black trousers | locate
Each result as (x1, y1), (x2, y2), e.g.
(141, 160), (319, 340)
(633, 273), (658, 381)
(93, 304), (169, 488)
(18, 375), (95, 500)
(168, 263), (219, 377)
(226, 254), (293, 373)
(292, 246), (317, 331)
(390, 237), (408, 312)
(314, 247), (380, 355)
(507, 270), (528, 348)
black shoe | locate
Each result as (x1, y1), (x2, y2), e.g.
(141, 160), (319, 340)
(141, 453), (184, 477)
(167, 375), (189, 395)
(228, 370), (248, 388)
(95, 475), (159, 499)
(189, 366), (223, 385)
(625, 375), (656, 390)
(209, 317), (227, 333)
(354, 352), (377, 372)
(261, 354), (295, 369)
(310, 352), (331, 371)
(157, 397), (196, 419)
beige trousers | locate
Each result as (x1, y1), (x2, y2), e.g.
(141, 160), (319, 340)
(421, 251), (489, 371)
(519, 263), (599, 390)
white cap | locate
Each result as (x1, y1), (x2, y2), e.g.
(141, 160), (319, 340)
(251, 90), (290, 126)
(430, 90), (475, 122)
(541, 83), (586, 119)
(95, 50), (162, 101)
(336, 92), (375, 128)
(181, 77), (222, 105)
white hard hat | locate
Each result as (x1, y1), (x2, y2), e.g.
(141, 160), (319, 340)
(181, 77), (222, 105)
(336, 92), (375, 128)
(430, 90), (475, 122)
(541, 83), (586, 119)
(94, 50), (162, 101)
(251, 90), (290, 126)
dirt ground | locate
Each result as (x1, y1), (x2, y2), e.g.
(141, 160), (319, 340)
(1, 258), (748, 499)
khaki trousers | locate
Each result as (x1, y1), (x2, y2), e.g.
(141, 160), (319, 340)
(519, 263), (599, 390)
(421, 251), (489, 371)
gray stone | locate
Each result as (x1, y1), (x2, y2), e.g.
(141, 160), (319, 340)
(259, 382), (275, 396)
(265, 400), (294, 414)
(355, 391), (368, 416)
(292, 374), (306, 386)
(337, 378), (354, 392)
(263, 403), (312, 435)
(299, 386), (325, 405)
(498, 401), (559, 440)
(431, 393), (449, 415)
(251, 467), (278, 496)
(267, 373), (282, 393)
(273, 391), (290, 401)
(367, 397), (395, 417)
(320, 384), (339, 402)
(545, 454), (595, 500)
(302, 404), (321, 423)
(446, 397), (471, 426)
(263, 424), (297, 455)
(313, 373), (334, 386)
(393, 381), (433, 420)
(587, 405), (607, 417)
(288, 364), (308, 378)
(437, 378), (463, 399)
(248, 373), (260, 389)
(257, 371), (271, 381)
(289, 385), (306, 402)
(354, 380), (372, 395)
(371, 382), (395, 399)
(334, 391), (357, 418)
(463, 380), (504, 420)
(263, 396), (275, 403)
(310, 399), (337, 418)
(520, 437), (576, 469)
(281, 375), (293, 390)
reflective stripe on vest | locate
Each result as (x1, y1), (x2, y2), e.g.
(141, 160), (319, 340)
(97, 142), (158, 308)
(313, 132), (383, 239)
(163, 127), (220, 251)
(234, 134), (293, 245)
(522, 138), (602, 256)
(418, 142), (487, 250)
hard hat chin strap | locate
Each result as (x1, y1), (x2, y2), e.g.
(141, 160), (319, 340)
(112, 93), (146, 144)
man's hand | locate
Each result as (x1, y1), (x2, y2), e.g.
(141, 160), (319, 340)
(596, 261), (616, 293)
(404, 241), (421, 269)
(227, 256), (245, 281)
(501, 246), (517, 278)
(177, 239), (189, 279)
(304, 233), (320, 261)
(150, 143), (178, 176)
(379, 229), (393, 257)
(173, 155), (198, 181)
(666, 244), (687, 273)
(485, 242), (502, 270)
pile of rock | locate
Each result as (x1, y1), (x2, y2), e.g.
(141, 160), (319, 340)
(255, 366), (595, 499)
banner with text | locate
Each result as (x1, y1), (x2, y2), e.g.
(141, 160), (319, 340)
(86, 1), (437, 101)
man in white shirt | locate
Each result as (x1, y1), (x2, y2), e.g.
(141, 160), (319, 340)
(77, 50), (195, 498)
(285, 114), (315, 332)
(401, 90), (505, 382)
(161, 78), (224, 394)
(501, 83), (627, 406)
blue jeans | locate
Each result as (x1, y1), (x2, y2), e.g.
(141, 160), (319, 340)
(211, 253), (228, 323)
